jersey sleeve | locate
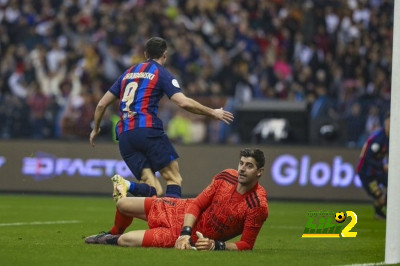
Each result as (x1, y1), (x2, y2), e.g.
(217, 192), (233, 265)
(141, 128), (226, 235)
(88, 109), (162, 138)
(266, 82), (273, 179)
(234, 206), (268, 250)
(158, 68), (182, 98)
(108, 74), (124, 98)
(364, 134), (386, 170)
(185, 174), (219, 218)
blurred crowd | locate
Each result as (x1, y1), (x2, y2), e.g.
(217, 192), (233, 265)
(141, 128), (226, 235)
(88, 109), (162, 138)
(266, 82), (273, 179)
(0, 0), (392, 146)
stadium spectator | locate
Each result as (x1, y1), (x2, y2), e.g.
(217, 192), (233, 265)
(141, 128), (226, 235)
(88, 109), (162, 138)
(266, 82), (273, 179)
(356, 112), (390, 219)
(364, 105), (381, 137)
(27, 81), (50, 139)
(344, 102), (366, 147)
(0, 0), (393, 143)
(89, 37), (234, 199)
(85, 148), (268, 251)
(310, 86), (337, 119)
(167, 109), (194, 144)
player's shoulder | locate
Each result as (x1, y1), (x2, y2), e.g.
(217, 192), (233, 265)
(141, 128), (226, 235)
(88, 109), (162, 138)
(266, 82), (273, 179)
(245, 184), (268, 210)
(213, 169), (238, 184)
(368, 129), (386, 148)
(256, 184), (268, 203)
(371, 128), (385, 140)
(221, 168), (238, 176)
(149, 60), (170, 75)
(377, 128), (388, 141)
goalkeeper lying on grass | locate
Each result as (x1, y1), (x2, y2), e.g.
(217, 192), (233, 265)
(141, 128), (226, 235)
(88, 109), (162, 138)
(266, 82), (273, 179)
(85, 148), (268, 251)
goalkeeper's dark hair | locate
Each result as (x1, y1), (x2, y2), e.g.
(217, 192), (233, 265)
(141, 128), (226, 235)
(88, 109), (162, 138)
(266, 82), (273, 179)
(145, 37), (167, 59)
(240, 148), (265, 169)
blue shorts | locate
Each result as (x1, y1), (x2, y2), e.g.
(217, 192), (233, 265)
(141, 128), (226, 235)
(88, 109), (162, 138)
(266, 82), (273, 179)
(118, 128), (179, 180)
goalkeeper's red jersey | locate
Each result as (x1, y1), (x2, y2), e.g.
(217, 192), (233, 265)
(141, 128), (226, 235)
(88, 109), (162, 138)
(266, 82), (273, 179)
(144, 169), (268, 249)
(189, 169), (268, 250)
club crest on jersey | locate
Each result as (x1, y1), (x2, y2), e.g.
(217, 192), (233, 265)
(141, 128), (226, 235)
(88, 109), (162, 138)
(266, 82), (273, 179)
(172, 79), (180, 88)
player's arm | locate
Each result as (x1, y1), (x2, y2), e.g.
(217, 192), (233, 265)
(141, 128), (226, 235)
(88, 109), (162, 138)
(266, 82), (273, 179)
(174, 213), (197, 250)
(233, 207), (268, 250)
(196, 207), (268, 251)
(170, 92), (234, 125)
(90, 91), (118, 147)
(195, 235), (238, 251)
(175, 177), (219, 250)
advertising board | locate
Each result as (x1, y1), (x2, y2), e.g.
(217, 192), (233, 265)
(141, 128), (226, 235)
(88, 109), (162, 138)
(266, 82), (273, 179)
(0, 141), (367, 201)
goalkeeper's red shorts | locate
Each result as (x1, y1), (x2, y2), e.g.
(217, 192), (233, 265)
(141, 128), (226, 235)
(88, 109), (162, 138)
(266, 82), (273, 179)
(142, 197), (191, 247)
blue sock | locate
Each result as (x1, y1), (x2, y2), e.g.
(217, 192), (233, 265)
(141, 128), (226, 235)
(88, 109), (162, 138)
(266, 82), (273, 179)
(128, 182), (156, 197)
(128, 182), (136, 194)
(165, 185), (181, 198)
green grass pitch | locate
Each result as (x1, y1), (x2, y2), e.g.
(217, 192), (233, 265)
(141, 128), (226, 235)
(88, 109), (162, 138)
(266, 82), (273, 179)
(0, 195), (386, 266)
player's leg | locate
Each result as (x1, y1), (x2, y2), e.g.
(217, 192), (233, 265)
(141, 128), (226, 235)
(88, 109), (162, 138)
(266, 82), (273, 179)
(126, 197), (184, 247)
(86, 197), (185, 247)
(159, 159), (183, 198)
(118, 130), (158, 197)
(118, 230), (146, 247)
(116, 227), (177, 247)
(111, 172), (157, 201)
(374, 176), (387, 219)
(362, 176), (386, 219)
(370, 182), (386, 219)
(140, 168), (163, 197)
(109, 207), (134, 235)
(116, 197), (147, 220)
(373, 197), (386, 219)
(86, 228), (176, 248)
(85, 197), (148, 244)
(109, 197), (147, 234)
(145, 128), (182, 198)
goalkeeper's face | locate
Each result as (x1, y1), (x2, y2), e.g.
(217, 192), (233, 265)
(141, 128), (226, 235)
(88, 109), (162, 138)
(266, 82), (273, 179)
(237, 156), (264, 185)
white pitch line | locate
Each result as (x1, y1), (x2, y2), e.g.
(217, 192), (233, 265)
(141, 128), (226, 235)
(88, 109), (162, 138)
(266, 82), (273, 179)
(0, 220), (81, 227)
(337, 263), (386, 266)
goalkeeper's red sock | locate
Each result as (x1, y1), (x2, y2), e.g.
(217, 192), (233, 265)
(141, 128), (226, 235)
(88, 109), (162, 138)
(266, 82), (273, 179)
(110, 208), (133, 235)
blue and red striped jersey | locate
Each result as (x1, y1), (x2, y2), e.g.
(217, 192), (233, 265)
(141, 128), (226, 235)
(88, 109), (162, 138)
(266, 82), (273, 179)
(109, 60), (182, 137)
(357, 128), (389, 177)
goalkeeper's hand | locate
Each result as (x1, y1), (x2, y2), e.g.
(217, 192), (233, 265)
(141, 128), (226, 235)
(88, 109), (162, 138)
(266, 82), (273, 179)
(195, 231), (215, 251)
(174, 235), (193, 250)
